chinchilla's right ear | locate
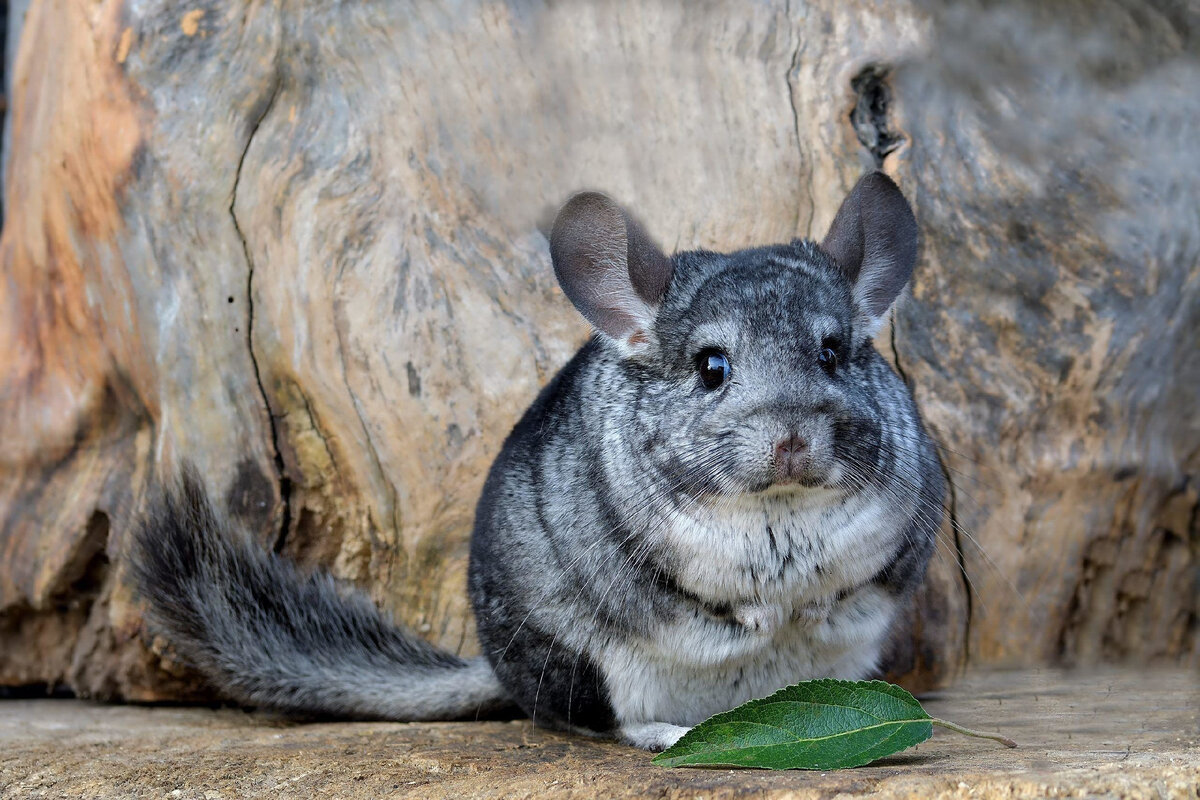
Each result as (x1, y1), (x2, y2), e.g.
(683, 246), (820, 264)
(550, 192), (673, 355)
(821, 172), (919, 341)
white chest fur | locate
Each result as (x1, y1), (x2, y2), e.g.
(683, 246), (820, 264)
(662, 486), (906, 606)
(602, 486), (906, 728)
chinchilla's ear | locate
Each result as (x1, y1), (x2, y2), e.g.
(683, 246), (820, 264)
(821, 172), (918, 338)
(550, 192), (673, 354)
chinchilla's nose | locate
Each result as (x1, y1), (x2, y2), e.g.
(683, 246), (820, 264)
(773, 433), (808, 477)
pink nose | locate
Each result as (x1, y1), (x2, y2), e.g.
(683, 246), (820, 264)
(774, 433), (808, 476)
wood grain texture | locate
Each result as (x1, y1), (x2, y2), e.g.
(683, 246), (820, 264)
(4, 669), (1197, 798)
(893, 0), (1200, 667)
(0, 0), (1194, 702)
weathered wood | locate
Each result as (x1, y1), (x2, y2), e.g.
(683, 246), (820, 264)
(893, 1), (1200, 666)
(3, 669), (1197, 797)
(0, 0), (1195, 703)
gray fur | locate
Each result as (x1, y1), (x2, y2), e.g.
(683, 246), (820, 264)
(132, 171), (945, 751)
(473, 171), (944, 747)
(130, 470), (510, 720)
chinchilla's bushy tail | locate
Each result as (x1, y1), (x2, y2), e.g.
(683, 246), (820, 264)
(129, 467), (510, 720)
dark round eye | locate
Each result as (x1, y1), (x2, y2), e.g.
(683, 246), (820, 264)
(696, 349), (730, 390)
(818, 347), (838, 372)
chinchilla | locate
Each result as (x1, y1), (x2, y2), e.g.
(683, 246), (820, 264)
(132, 171), (946, 751)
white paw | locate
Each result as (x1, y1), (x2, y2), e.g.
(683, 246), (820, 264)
(734, 603), (784, 635)
(620, 721), (691, 752)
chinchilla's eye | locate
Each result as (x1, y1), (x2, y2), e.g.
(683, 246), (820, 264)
(696, 349), (730, 390)
(818, 346), (838, 373)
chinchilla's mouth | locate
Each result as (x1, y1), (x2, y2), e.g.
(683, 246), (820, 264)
(766, 462), (831, 490)
(750, 473), (836, 495)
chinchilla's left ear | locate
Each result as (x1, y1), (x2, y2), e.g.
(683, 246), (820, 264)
(821, 172), (919, 338)
(550, 192), (673, 355)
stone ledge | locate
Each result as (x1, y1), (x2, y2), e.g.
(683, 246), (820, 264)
(1, 669), (1196, 799)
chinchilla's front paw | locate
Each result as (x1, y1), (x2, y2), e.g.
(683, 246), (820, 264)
(734, 603), (784, 635)
(620, 721), (691, 752)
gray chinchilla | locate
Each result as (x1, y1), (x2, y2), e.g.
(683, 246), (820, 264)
(132, 171), (946, 751)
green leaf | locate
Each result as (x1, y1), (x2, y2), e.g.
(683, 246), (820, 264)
(652, 679), (933, 770)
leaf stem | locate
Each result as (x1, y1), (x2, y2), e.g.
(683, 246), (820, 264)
(931, 718), (1017, 748)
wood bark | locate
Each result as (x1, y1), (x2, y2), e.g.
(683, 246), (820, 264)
(0, 0), (1195, 702)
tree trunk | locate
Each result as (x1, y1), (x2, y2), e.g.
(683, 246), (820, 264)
(1, 0), (1195, 702)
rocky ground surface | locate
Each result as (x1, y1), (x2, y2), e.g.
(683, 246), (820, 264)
(1, 668), (1196, 799)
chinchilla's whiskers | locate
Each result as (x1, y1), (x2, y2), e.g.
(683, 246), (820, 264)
(869, 484), (976, 604)
(530, 628), (562, 728)
(531, 449), (738, 722)
(837, 455), (958, 562)
(496, 440), (733, 675)
(532, 432), (941, 724)
(837, 413), (1002, 493)
(872, 430), (991, 491)
(633, 461), (747, 616)
(864, 432), (990, 523)
(574, 452), (741, 636)
(831, 458), (980, 611)
(527, 422), (966, 725)
(528, 490), (709, 724)
(864, 443), (1022, 606)
(828, 459), (929, 581)
(837, 451), (1022, 614)
(837, 417), (997, 471)
(578, 456), (746, 669)
(857, 422), (1003, 494)
(580, 453), (744, 633)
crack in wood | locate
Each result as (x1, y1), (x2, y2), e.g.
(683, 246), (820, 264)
(783, 0), (811, 237)
(230, 65), (288, 551)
